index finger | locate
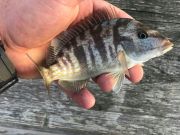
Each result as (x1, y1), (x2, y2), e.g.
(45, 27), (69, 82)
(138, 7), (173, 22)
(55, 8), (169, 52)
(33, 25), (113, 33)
(92, 0), (133, 19)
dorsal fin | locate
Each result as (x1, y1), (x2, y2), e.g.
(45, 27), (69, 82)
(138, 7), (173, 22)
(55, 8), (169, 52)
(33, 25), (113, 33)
(56, 7), (117, 43)
(46, 7), (117, 66)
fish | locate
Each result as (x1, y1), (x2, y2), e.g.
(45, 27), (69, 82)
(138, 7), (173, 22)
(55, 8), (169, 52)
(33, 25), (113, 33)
(29, 8), (173, 93)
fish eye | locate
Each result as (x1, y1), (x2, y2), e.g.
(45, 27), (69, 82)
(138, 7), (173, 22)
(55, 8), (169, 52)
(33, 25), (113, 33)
(138, 31), (148, 39)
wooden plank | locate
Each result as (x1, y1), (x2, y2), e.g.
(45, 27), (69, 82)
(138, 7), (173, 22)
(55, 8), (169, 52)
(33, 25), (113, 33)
(0, 81), (180, 134)
(0, 126), (62, 135)
(0, 0), (180, 135)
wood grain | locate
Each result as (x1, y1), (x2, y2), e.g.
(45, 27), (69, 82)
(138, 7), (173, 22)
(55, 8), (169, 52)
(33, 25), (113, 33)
(0, 0), (180, 135)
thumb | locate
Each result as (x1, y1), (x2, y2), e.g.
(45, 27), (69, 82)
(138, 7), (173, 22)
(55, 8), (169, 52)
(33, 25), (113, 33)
(59, 0), (83, 7)
(0, 0), (80, 49)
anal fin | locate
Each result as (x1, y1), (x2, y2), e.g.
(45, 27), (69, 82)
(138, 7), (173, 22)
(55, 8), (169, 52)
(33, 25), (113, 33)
(107, 72), (125, 93)
(58, 80), (88, 92)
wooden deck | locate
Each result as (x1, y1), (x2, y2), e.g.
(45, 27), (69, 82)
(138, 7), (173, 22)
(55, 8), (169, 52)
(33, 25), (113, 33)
(0, 0), (180, 134)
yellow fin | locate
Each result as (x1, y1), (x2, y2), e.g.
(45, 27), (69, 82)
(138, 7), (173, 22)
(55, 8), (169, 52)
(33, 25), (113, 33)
(117, 51), (130, 77)
(58, 80), (88, 93)
(106, 72), (125, 93)
(26, 53), (53, 92)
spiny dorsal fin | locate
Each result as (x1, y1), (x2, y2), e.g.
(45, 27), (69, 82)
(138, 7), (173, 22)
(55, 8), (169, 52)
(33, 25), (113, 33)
(57, 7), (117, 41)
(46, 7), (118, 66)
(46, 39), (61, 66)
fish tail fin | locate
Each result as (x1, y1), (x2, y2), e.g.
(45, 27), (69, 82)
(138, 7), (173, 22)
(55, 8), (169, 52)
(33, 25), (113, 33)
(26, 53), (53, 92)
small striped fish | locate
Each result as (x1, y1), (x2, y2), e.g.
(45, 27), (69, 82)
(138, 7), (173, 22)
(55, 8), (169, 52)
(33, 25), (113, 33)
(34, 9), (173, 93)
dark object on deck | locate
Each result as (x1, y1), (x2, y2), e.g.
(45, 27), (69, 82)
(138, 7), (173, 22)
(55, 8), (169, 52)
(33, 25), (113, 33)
(0, 0), (180, 135)
(0, 45), (18, 94)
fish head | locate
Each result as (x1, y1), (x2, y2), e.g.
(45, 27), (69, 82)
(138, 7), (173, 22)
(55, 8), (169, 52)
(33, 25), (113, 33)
(120, 19), (173, 63)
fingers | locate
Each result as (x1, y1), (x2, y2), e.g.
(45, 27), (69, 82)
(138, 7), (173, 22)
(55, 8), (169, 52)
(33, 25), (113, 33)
(61, 64), (143, 109)
(59, 0), (83, 7)
(93, 74), (115, 93)
(72, 0), (133, 25)
(5, 44), (48, 79)
(92, 1), (141, 92)
(126, 65), (144, 83)
(92, 0), (133, 19)
(62, 64), (143, 109)
(63, 88), (95, 109)
(1, 0), (80, 49)
(94, 65), (144, 92)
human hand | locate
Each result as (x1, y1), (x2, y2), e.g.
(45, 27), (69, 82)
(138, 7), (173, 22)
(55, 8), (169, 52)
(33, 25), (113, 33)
(0, 0), (143, 109)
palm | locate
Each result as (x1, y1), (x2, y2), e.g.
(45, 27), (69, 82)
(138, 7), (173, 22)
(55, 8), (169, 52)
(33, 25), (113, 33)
(0, 0), (143, 109)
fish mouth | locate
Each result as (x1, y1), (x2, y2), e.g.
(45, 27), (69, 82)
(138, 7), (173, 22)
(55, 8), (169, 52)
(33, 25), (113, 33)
(162, 39), (174, 54)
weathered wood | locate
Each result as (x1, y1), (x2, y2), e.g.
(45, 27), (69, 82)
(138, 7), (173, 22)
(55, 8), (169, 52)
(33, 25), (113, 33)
(0, 0), (180, 135)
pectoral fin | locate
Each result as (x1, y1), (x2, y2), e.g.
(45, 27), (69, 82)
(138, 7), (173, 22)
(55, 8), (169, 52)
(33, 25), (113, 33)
(58, 80), (88, 92)
(113, 73), (125, 93)
(117, 51), (130, 77)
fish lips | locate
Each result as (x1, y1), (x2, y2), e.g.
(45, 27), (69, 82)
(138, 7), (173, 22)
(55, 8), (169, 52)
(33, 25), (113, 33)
(161, 39), (174, 54)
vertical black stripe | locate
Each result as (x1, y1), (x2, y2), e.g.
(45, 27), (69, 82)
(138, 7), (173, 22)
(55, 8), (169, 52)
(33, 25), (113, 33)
(88, 40), (96, 67)
(71, 37), (78, 48)
(90, 25), (108, 62)
(113, 21), (121, 51)
(79, 32), (86, 40)
(109, 45), (116, 59)
(73, 45), (87, 68)
(57, 37), (78, 59)
(113, 19), (132, 51)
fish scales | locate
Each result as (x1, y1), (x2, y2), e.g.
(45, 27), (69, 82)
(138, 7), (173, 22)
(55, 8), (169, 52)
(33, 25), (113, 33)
(37, 8), (173, 92)
(90, 23), (117, 65)
(90, 24), (107, 64)
(54, 20), (123, 78)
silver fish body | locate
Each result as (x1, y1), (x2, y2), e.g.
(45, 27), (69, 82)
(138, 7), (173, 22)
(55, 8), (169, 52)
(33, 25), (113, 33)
(49, 20), (123, 80)
(39, 10), (173, 93)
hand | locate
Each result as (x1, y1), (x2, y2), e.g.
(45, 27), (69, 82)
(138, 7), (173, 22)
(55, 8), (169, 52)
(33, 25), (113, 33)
(0, 0), (143, 109)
